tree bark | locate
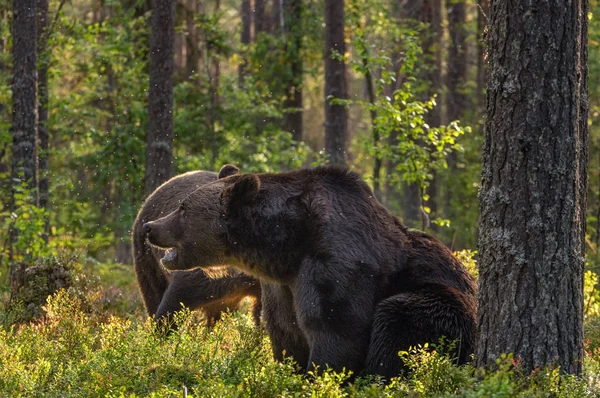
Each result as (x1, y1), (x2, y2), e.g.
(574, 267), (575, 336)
(476, 0), (489, 110)
(145, 0), (175, 197)
(11, 0), (38, 288)
(281, 0), (303, 142)
(476, 0), (588, 375)
(37, 0), (50, 242)
(324, 0), (347, 166)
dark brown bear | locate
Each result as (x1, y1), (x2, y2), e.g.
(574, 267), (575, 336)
(143, 166), (476, 379)
(132, 165), (261, 326)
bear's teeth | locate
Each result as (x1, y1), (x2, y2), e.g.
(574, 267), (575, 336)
(162, 249), (177, 264)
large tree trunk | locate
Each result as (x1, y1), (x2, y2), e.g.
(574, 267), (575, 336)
(145, 0), (175, 197)
(476, 0), (588, 375)
(37, 0), (50, 242)
(324, 0), (347, 166)
(476, 0), (489, 110)
(281, 0), (303, 142)
(11, 0), (38, 289)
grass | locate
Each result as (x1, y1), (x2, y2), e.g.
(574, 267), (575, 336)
(1, 259), (600, 397)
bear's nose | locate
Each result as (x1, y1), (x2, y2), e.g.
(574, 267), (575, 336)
(142, 222), (152, 234)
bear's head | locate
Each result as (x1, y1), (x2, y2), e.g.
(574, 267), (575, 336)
(143, 164), (273, 272)
(143, 164), (371, 279)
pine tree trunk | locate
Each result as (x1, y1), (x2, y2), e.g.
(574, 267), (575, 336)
(281, 0), (303, 142)
(185, 0), (200, 79)
(145, 0), (175, 197)
(476, 0), (489, 110)
(210, 0), (221, 169)
(37, 0), (50, 242)
(476, 0), (588, 375)
(272, 0), (282, 34)
(401, 0), (442, 229)
(254, 0), (266, 35)
(239, 0), (252, 85)
(11, 0), (38, 289)
(324, 0), (347, 166)
(445, 0), (466, 219)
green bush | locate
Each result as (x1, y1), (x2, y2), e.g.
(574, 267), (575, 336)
(2, 291), (600, 397)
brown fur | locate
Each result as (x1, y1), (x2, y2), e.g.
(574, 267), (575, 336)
(143, 166), (476, 379)
(132, 169), (261, 325)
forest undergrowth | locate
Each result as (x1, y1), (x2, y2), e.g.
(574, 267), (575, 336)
(2, 253), (600, 398)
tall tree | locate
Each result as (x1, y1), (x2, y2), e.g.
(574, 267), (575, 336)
(239, 0), (252, 85)
(185, 0), (200, 79)
(11, 0), (38, 288)
(254, 0), (267, 35)
(444, 0), (466, 217)
(281, 0), (303, 142)
(145, 0), (175, 196)
(399, 0), (443, 228)
(324, 0), (347, 166)
(420, 0), (442, 230)
(476, 0), (588, 375)
(37, 0), (50, 241)
(446, 0), (466, 128)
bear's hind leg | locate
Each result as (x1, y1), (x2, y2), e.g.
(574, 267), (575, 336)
(364, 286), (476, 380)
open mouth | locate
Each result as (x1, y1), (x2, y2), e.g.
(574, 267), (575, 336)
(160, 248), (178, 268)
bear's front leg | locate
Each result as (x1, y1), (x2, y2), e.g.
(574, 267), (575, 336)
(262, 283), (310, 369)
(294, 260), (375, 375)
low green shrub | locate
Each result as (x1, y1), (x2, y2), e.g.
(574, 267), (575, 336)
(2, 290), (600, 397)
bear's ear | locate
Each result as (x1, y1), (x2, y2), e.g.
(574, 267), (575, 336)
(223, 174), (261, 205)
(218, 164), (240, 179)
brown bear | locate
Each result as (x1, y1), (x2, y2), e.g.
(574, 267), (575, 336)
(132, 165), (261, 326)
(142, 166), (476, 379)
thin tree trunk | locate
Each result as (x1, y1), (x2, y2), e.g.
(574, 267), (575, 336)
(353, 13), (381, 201)
(254, 0), (266, 35)
(281, 0), (303, 142)
(239, 0), (252, 85)
(37, 0), (50, 242)
(444, 0), (467, 220)
(383, 1), (404, 208)
(422, 0), (442, 230)
(272, 0), (282, 34)
(209, 0), (221, 169)
(185, 0), (200, 78)
(400, 0), (442, 229)
(145, 0), (175, 196)
(11, 0), (38, 290)
(476, 0), (587, 375)
(324, 0), (347, 166)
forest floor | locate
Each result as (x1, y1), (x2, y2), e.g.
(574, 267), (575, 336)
(1, 259), (600, 397)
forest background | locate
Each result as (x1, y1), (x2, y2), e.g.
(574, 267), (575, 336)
(0, 0), (600, 396)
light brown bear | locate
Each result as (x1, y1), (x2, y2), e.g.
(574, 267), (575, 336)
(132, 165), (261, 326)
